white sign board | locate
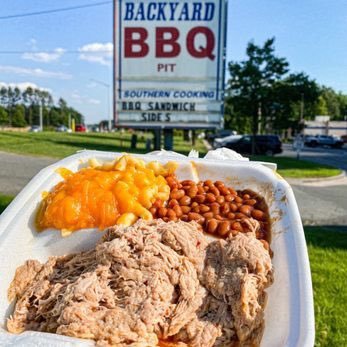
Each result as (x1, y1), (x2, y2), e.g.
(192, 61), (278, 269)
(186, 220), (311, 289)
(114, 0), (227, 128)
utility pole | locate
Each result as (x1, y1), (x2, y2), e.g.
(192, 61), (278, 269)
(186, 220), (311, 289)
(300, 93), (304, 122)
(39, 102), (43, 131)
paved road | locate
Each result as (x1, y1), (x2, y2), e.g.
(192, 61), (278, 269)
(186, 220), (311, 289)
(291, 184), (347, 226)
(281, 143), (347, 171)
(0, 151), (57, 195)
(0, 150), (346, 226)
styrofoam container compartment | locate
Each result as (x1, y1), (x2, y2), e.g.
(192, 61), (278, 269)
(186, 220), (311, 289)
(0, 150), (315, 346)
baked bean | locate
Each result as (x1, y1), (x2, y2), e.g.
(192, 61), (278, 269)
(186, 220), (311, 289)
(192, 206), (200, 213)
(234, 196), (243, 203)
(188, 212), (202, 221)
(230, 203), (238, 212)
(191, 201), (199, 208)
(179, 196), (191, 206)
(215, 215), (224, 221)
(180, 214), (189, 222)
(236, 202), (243, 208)
(163, 217), (169, 222)
(173, 205), (183, 218)
(235, 212), (246, 219)
(149, 207), (157, 215)
(199, 204), (210, 213)
(158, 207), (168, 218)
(239, 205), (253, 217)
(220, 203), (230, 215)
(181, 180), (195, 186)
(243, 194), (251, 200)
(166, 176), (178, 189)
(229, 188), (237, 195)
(153, 199), (163, 208)
(210, 204), (220, 216)
(231, 221), (243, 231)
(206, 219), (219, 233)
(168, 199), (179, 208)
(197, 186), (205, 194)
(216, 195), (225, 204)
(170, 189), (185, 200)
(215, 180), (225, 187)
(204, 180), (214, 187)
(194, 194), (206, 203)
(219, 186), (230, 196)
(204, 186), (210, 192)
(252, 209), (265, 220)
(197, 216), (206, 225)
(218, 221), (231, 236)
(226, 212), (235, 220)
(224, 194), (234, 202)
(203, 212), (214, 220)
(187, 186), (198, 198)
(260, 239), (270, 251)
(244, 199), (257, 206)
(209, 186), (220, 196)
(205, 193), (216, 203)
(230, 229), (239, 237)
(181, 206), (191, 214)
(167, 209), (177, 220)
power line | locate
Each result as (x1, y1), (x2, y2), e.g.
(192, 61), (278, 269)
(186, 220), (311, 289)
(0, 50), (112, 54)
(0, 1), (112, 21)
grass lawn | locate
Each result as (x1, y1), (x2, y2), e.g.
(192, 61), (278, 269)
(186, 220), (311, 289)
(252, 155), (342, 178)
(0, 194), (345, 346)
(0, 194), (13, 214)
(0, 131), (206, 159)
(305, 226), (347, 346)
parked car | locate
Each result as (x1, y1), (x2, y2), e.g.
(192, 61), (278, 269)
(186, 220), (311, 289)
(220, 135), (282, 156)
(55, 125), (72, 133)
(29, 125), (41, 133)
(207, 129), (237, 142)
(75, 124), (87, 132)
(305, 135), (343, 148)
(213, 135), (243, 148)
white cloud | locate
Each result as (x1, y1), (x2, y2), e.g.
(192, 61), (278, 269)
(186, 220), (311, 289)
(0, 65), (71, 80)
(0, 81), (51, 92)
(71, 91), (100, 105)
(22, 48), (65, 63)
(88, 98), (101, 105)
(79, 42), (113, 66)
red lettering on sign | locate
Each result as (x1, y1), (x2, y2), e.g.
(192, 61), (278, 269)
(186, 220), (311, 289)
(186, 27), (215, 60)
(124, 27), (149, 58)
(155, 27), (180, 58)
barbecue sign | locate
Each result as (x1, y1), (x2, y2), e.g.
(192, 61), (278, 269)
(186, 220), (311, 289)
(114, 0), (227, 128)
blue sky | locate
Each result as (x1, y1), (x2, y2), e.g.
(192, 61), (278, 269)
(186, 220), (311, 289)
(0, 0), (346, 124)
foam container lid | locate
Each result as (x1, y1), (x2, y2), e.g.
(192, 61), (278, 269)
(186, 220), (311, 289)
(0, 149), (315, 346)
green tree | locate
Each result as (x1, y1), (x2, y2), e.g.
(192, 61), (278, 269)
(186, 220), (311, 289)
(315, 95), (329, 115)
(226, 38), (289, 152)
(0, 106), (8, 125)
(12, 104), (27, 127)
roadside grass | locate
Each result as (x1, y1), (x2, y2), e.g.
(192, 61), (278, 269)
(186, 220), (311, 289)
(0, 194), (13, 214)
(0, 194), (345, 346)
(305, 226), (347, 347)
(252, 155), (342, 178)
(0, 131), (204, 158)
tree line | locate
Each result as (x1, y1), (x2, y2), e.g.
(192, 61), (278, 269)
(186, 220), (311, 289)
(225, 38), (347, 136)
(0, 86), (83, 128)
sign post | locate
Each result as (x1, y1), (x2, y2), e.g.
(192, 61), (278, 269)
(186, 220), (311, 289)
(114, 0), (228, 136)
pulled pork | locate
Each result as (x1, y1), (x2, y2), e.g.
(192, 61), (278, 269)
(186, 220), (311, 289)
(7, 219), (273, 346)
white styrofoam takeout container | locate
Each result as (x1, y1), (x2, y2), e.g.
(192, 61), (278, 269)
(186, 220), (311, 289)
(0, 150), (314, 347)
